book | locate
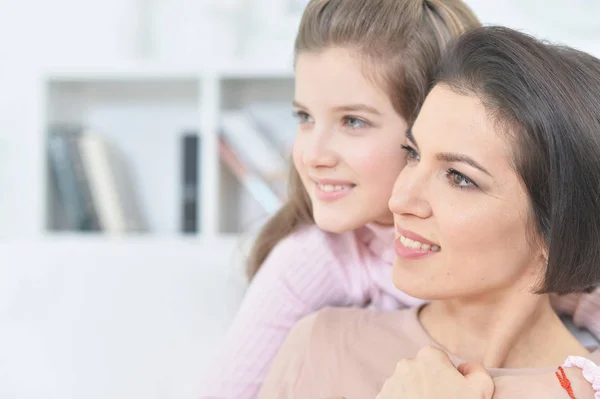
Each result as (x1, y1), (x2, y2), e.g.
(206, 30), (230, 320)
(78, 132), (146, 233)
(220, 111), (287, 184)
(47, 126), (101, 231)
(218, 137), (282, 215)
(181, 132), (200, 234)
(245, 102), (297, 157)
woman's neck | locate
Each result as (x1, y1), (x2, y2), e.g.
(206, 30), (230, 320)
(419, 290), (589, 368)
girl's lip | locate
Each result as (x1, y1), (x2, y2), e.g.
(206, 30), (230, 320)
(314, 182), (354, 201)
(311, 177), (356, 186)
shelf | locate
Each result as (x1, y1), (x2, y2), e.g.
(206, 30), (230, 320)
(44, 60), (294, 82)
(45, 62), (201, 82)
(29, 231), (244, 246)
(40, 57), (295, 238)
(218, 62), (294, 79)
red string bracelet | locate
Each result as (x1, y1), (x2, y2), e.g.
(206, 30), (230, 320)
(556, 365), (577, 399)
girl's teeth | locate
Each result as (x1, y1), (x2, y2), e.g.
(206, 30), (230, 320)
(399, 235), (440, 252)
(318, 184), (350, 192)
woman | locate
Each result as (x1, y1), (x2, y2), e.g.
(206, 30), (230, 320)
(258, 26), (600, 398)
(200, 2), (600, 397)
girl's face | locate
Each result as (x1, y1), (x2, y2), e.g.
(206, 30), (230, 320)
(389, 85), (544, 300)
(293, 48), (408, 233)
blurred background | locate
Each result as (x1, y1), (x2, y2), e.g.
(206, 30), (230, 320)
(0, 0), (599, 398)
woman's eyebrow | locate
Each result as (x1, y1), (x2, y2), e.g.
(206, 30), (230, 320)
(437, 152), (491, 176)
(407, 127), (492, 176)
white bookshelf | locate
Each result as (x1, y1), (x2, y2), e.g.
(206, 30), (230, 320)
(40, 61), (295, 238)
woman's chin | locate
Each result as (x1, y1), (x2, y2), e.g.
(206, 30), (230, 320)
(392, 262), (442, 301)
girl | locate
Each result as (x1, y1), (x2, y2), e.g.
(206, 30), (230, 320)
(259, 26), (600, 399)
(200, 2), (600, 397)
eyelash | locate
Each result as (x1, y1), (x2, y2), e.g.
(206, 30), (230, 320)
(291, 110), (370, 130)
(342, 116), (369, 129)
(446, 169), (477, 190)
(292, 110), (313, 124)
(401, 144), (420, 162)
(400, 144), (478, 190)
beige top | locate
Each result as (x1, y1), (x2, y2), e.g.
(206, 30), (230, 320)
(258, 306), (600, 399)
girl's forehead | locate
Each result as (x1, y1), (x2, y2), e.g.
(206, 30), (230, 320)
(294, 49), (395, 110)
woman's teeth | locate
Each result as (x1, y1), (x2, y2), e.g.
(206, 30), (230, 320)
(399, 235), (440, 252)
(317, 183), (351, 192)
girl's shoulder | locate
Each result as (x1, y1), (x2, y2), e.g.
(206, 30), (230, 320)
(272, 224), (371, 261)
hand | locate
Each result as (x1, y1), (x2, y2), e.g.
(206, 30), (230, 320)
(493, 368), (596, 399)
(376, 345), (494, 399)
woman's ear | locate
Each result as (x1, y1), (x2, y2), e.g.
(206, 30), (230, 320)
(527, 244), (549, 292)
(522, 240), (548, 292)
(540, 246), (548, 267)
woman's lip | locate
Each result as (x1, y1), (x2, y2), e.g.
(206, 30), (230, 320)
(395, 226), (439, 247)
(394, 239), (438, 260)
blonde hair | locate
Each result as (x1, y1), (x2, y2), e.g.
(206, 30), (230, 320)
(247, 0), (481, 279)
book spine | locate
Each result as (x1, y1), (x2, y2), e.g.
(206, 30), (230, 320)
(78, 133), (127, 233)
(47, 130), (86, 230)
(66, 134), (102, 231)
(181, 132), (200, 233)
(218, 137), (281, 214)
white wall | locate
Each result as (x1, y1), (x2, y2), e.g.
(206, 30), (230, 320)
(1, 0), (599, 238)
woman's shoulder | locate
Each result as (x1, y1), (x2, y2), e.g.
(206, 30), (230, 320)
(313, 307), (421, 338)
(297, 306), (424, 357)
(271, 307), (426, 397)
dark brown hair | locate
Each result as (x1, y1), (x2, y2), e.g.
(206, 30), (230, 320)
(436, 26), (600, 294)
(247, 0), (481, 279)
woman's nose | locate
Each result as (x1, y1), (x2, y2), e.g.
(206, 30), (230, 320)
(388, 166), (432, 219)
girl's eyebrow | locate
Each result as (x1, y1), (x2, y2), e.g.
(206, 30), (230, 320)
(293, 100), (381, 116)
(331, 104), (381, 116)
(292, 100), (308, 109)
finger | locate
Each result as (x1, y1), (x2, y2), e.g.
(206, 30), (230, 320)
(417, 345), (454, 366)
(458, 361), (495, 398)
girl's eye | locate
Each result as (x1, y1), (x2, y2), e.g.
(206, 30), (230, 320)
(292, 110), (314, 124)
(343, 116), (369, 129)
(401, 144), (420, 162)
(446, 169), (477, 189)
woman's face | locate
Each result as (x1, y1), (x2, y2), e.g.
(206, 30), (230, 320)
(293, 48), (408, 233)
(389, 85), (544, 300)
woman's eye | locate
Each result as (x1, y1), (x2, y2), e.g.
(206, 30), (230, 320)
(292, 110), (314, 124)
(401, 144), (420, 162)
(446, 169), (477, 189)
(343, 116), (368, 129)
